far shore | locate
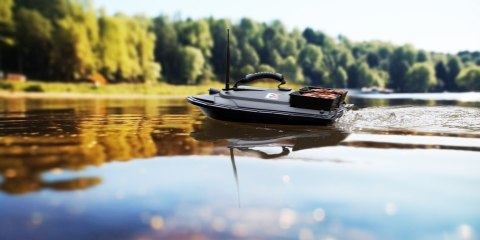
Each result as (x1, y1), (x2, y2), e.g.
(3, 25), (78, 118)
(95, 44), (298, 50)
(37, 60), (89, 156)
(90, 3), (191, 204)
(0, 92), (188, 99)
(2, 89), (480, 101)
(0, 80), (301, 99)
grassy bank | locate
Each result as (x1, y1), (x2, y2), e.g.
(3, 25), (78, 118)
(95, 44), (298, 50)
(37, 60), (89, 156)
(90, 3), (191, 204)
(0, 80), (303, 96)
(0, 81), (223, 96)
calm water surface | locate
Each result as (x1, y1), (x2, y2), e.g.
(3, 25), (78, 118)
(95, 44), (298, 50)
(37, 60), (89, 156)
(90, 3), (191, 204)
(0, 94), (479, 240)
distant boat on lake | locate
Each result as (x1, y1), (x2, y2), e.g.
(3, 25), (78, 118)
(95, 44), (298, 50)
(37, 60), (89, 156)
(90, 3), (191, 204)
(361, 86), (394, 94)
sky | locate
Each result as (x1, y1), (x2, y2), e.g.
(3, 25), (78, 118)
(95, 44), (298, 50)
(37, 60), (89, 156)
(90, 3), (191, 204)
(96, 0), (480, 53)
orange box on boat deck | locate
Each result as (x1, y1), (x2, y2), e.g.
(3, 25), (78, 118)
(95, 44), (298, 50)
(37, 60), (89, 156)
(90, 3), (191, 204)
(289, 87), (348, 111)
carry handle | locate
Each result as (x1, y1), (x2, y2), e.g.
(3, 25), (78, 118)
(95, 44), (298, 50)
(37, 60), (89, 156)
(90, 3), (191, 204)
(233, 72), (286, 88)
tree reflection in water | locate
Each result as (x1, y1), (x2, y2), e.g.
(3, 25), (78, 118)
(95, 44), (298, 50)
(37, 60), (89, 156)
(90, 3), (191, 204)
(0, 98), (213, 195)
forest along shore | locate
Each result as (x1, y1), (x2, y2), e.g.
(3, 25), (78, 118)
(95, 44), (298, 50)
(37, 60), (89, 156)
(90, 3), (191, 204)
(1, 0), (479, 93)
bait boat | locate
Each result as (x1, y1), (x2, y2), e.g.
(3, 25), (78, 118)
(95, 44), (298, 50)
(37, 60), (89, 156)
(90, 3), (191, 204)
(187, 29), (353, 125)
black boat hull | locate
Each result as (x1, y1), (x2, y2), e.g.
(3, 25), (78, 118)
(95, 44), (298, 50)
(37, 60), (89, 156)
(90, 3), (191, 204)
(187, 96), (349, 125)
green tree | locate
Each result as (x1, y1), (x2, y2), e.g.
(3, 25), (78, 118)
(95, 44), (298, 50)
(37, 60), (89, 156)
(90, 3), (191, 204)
(15, 8), (53, 79)
(98, 13), (125, 81)
(98, 13), (159, 83)
(178, 46), (205, 84)
(208, 18), (240, 80)
(378, 45), (393, 59)
(0, 0), (14, 45)
(367, 53), (380, 68)
(235, 18), (261, 45)
(178, 19), (213, 58)
(0, 0), (14, 69)
(277, 56), (303, 83)
(133, 15), (160, 83)
(322, 53), (336, 73)
(261, 21), (289, 66)
(331, 66), (348, 88)
(0, 0), (14, 24)
(389, 45), (417, 91)
(153, 16), (178, 81)
(416, 50), (429, 62)
(455, 66), (480, 91)
(15, 0), (69, 21)
(302, 28), (335, 50)
(446, 55), (462, 90)
(230, 42), (260, 79)
(239, 43), (259, 68)
(283, 29), (304, 58)
(50, 1), (99, 80)
(357, 63), (387, 88)
(268, 49), (282, 67)
(256, 64), (276, 73)
(405, 63), (437, 92)
(347, 65), (359, 88)
(434, 61), (448, 89)
(298, 44), (323, 83)
(52, 17), (94, 80)
(239, 64), (255, 76)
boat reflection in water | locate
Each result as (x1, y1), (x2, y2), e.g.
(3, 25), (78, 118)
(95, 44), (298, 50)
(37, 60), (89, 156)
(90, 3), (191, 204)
(191, 118), (350, 205)
(191, 118), (349, 159)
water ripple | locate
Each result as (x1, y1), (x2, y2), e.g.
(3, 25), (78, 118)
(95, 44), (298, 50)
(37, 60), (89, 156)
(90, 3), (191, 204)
(336, 106), (480, 135)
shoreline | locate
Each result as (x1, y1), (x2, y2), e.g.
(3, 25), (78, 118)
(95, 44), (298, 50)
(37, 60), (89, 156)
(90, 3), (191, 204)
(0, 92), (188, 99)
(3, 90), (480, 102)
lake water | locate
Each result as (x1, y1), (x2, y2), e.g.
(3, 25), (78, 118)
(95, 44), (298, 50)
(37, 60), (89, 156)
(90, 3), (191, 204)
(0, 93), (479, 240)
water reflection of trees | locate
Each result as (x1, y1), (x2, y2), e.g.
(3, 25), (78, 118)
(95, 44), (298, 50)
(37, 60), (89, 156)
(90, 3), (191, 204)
(0, 98), (217, 195)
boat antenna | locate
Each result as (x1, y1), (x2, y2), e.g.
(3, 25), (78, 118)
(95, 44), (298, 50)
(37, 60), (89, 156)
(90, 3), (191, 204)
(224, 28), (230, 91)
